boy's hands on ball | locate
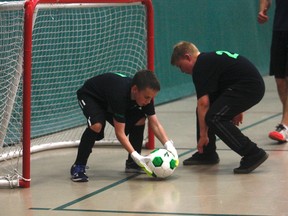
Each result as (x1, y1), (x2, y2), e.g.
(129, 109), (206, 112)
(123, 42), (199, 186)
(131, 151), (153, 176)
(164, 140), (179, 167)
(131, 140), (179, 177)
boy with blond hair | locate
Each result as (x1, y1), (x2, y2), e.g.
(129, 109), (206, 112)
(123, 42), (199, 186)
(171, 41), (268, 174)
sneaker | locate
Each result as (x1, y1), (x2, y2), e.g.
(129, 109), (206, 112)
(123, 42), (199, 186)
(70, 164), (89, 182)
(269, 124), (288, 142)
(125, 160), (145, 174)
(234, 149), (268, 174)
(183, 151), (220, 165)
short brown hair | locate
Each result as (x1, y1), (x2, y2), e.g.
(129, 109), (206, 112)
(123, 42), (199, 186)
(132, 70), (160, 91)
(170, 41), (199, 65)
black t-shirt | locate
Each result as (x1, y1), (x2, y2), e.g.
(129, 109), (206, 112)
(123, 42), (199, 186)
(192, 51), (263, 101)
(274, 0), (288, 31)
(77, 73), (155, 122)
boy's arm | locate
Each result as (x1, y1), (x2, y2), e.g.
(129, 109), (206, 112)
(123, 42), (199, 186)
(197, 95), (210, 153)
(148, 115), (178, 159)
(113, 120), (135, 153)
(147, 114), (169, 144)
(113, 119), (153, 175)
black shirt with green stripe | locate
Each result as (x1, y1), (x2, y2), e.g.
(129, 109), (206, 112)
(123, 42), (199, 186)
(192, 51), (264, 101)
(77, 73), (155, 123)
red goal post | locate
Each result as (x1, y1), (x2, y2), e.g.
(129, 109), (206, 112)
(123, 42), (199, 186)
(1, 0), (154, 188)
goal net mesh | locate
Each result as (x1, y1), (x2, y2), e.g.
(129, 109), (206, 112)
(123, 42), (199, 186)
(0, 1), (148, 187)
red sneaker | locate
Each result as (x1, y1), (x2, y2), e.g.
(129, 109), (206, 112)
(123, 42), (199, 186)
(269, 124), (288, 142)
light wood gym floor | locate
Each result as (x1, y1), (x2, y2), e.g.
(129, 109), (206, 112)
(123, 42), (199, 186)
(1, 76), (288, 216)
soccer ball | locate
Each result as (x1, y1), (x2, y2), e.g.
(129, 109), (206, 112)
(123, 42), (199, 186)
(147, 148), (177, 179)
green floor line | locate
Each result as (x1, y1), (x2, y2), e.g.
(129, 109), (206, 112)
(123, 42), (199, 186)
(53, 174), (139, 210)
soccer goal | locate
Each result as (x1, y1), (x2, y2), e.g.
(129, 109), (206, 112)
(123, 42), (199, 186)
(0, 0), (154, 188)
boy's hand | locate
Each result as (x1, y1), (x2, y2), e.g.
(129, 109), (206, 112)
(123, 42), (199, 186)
(232, 113), (243, 126)
(164, 140), (179, 166)
(131, 151), (153, 176)
(164, 140), (178, 158)
(197, 136), (209, 153)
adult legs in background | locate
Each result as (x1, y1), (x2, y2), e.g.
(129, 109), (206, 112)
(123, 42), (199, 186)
(268, 31), (288, 142)
(269, 77), (288, 142)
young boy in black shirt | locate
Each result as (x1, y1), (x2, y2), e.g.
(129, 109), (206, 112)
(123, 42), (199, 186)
(171, 41), (268, 174)
(71, 70), (178, 182)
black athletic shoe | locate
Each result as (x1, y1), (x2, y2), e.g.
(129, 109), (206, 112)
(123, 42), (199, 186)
(183, 151), (220, 165)
(70, 164), (89, 182)
(234, 149), (268, 174)
(125, 160), (145, 174)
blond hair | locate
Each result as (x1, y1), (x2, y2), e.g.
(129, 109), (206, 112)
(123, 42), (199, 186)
(170, 41), (199, 65)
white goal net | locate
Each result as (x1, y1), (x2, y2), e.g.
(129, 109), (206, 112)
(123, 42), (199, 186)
(0, 0), (153, 188)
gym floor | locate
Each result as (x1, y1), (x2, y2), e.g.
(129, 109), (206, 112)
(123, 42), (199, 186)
(1, 76), (287, 216)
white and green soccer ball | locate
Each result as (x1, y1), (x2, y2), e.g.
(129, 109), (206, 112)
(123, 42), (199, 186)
(147, 148), (177, 179)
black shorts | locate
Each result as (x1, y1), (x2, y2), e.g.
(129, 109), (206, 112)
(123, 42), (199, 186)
(77, 94), (146, 135)
(77, 94), (106, 127)
(270, 31), (288, 78)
